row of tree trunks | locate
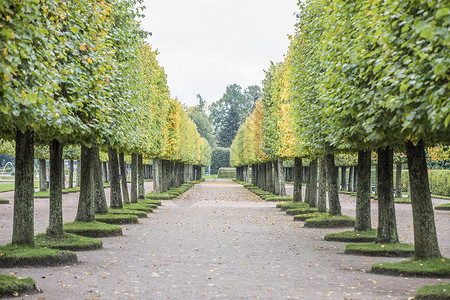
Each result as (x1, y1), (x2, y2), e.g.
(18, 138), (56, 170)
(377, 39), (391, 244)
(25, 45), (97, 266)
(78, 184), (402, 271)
(236, 165), (251, 182)
(250, 159), (286, 196)
(152, 159), (198, 193)
(293, 158), (302, 202)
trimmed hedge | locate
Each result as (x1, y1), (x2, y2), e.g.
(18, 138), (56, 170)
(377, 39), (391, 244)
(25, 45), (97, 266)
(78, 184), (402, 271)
(217, 168), (236, 179)
(402, 170), (450, 197)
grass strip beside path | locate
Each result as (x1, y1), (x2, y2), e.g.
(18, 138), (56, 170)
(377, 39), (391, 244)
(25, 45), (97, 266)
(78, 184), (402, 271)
(371, 257), (450, 278)
(0, 275), (38, 297)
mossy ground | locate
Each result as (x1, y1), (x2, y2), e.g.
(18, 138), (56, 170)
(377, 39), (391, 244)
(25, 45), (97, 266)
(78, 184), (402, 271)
(324, 229), (378, 242)
(95, 213), (139, 224)
(286, 207), (317, 215)
(276, 201), (310, 211)
(0, 244), (77, 267)
(293, 212), (328, 221)
(34, 232), (102, 251)
(108, 208), (148, 218)
(140, 199), (162, 206)
(435, 203), (450, 211)
(263, 195), (293, 202)
(123, 203), (153, 213)
(345, 242), (414, 257)
(304, 214), (355, 228)
(0, 198), (9, 204)
(415, 283), (450, 299)
(0, 275), (38, 297)
(371, 257), (450, 278)
(63, 221), (122, 238)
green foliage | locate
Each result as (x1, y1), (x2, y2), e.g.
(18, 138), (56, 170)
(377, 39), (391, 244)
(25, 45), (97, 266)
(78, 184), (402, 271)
(211, 147), (230, 174)
(402, 170), (450, 196)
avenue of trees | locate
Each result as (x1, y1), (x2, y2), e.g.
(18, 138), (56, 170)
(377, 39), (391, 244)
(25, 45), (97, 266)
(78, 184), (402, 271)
(231, 0), (449, 259)
(0, 0), (210, 246)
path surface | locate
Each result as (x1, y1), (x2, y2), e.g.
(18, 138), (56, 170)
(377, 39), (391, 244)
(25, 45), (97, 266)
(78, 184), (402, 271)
(0, 179), (449, 299)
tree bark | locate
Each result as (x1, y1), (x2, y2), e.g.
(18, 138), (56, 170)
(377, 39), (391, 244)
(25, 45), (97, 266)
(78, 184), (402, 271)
(395, 162), (402, 198)
(277, 157), (286, 196)
(39, 159), (47, 191)
(153, 158), (162, 193)
(68, 160), (74, 189)
(76, 160), (81, 187)
(273, 160), (279, 194)
(12, 129), (35, 245)
(76, 146), (96, 222)
(293, 157), (302, 202)
(348, 166), (353, 192)
(376, 146), (398, 244)
(304, 166), (310, 204)
(48, 139), (64, 236)
(309, 159), (318, 208)
(61, 160), (65, 189)
(325, 154), (341, 216)
(266, 162), (273, 193)
(340, 166), (347, 191)
(102, 161), (108, 183)
(317, 156), (327, 213)
(130, 153), (138, 203)
(93, 147), (108, 214)
(119, 152), (130, 204)
(374, 164), (378, 196)
(355, 150), (372, 231)
(108, 147), (122, 209)
(406, 140), (441, 259)
(138, 154), (145, 198)
(353, 165), (358, 192)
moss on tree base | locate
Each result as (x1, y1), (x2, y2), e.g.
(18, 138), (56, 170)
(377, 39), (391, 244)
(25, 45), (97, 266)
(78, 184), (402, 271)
(294, 212), (328, 221)
(35, 233), (102, 251)
(95, 213), (139, 224)
(0, 199), (9, 204)
(123, 203), (153, 213)
(435, 203), (450, 211)
(371, 257), (450, 278)
(345, 242), (414, 257)
(108, 208), (148, 218)
(276, 201), (310, 211)
(286, 208), (317, 215)
(324, 229), (377, 242)
(0, 275), (39, 297)
(415, 283), (450, 299)
(304, 215), (355, 228)
(0, 244), (77, 268)
(63, 221), (122, 238)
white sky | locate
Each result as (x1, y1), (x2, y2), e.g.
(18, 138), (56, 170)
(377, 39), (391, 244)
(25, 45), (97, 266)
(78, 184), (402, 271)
(140, 0), (298, 107)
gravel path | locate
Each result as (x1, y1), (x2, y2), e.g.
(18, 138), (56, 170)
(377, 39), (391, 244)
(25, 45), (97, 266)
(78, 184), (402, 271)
(0, 179), (449, 299)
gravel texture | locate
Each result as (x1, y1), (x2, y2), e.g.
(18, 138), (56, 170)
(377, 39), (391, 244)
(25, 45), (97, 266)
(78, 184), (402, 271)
(0, 179), (449, 299)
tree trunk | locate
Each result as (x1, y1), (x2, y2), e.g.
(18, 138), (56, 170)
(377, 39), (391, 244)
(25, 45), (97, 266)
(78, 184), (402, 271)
(305, 166), (310, 204)
(395, 162), (402, 198)
(76, 160), (81, 187)
(130, 153), (138, 203)
(374, 165), (378, 196)
(119, 152), (130, 204)
(277, 157), (286, 196)
(61, 160), (65, 189)
(76, 146), (96, 222)
(266, 162), (273, 193)
(48, 139), (64, 236)
(12, 129), (35, 245)
(39, 159), (47, 191)
(138, 154), (145, 198)
(317, 156), (327, 213)
(293, 157), (302, 202)
(273, 160), (279, 194)
(341, 166), (347, 191)
(68, 160), (74, 189)
(325, 154), (341, 216)
(348, 166), (353, 192)
(309, 159), (318, 208)
(108, 147), (122, 209)
(102, 161), (108, 183)
(353, 165), (358, 192)
(355, 150), (372, 231)
(153, 158), (162, 193)
(93, 147), (108, 214)
(406, 140), (441, 259)
(376, 146), (398, 244)
(261, 163), (267, 191)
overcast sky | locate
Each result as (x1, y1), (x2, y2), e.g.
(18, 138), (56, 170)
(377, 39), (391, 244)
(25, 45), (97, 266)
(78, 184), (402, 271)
(140, 1), (298, 107)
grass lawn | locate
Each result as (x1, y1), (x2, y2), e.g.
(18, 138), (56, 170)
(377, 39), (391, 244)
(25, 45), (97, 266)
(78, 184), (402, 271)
(63, 221), (122, 238)
(324, 229), (377, 242)
(0, 274), (37, 297)
(0, 181), (39, 193)
(0, 244), (77, 267)
(35, 232), (102, 251)
(304, 214), (355, 228)
(203, 174), (218, 179)
(415, 283), (450, 299)
(345, 242), (414, 257)
(435, 203), (450, 211)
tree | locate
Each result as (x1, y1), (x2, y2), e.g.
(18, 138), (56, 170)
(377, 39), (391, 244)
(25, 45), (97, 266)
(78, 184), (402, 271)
(188, 95), (214, 146)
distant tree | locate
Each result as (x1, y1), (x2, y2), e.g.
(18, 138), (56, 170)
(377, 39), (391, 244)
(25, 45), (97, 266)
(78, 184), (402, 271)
(188, 95), (214, 146)
(210, 84), (260, 147)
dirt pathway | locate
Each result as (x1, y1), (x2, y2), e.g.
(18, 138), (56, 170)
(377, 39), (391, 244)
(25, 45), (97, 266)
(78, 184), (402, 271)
(1, 179), (449, 299)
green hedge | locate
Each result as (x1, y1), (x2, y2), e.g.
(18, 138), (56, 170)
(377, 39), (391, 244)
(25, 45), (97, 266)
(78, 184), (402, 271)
(210, 147), (230, 174)
(217, 168), (236, 179)
(401, 170), (450, 196)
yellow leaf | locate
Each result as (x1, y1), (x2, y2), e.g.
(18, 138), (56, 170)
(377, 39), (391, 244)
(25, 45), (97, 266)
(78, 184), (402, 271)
(79, 44), (87, 51)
